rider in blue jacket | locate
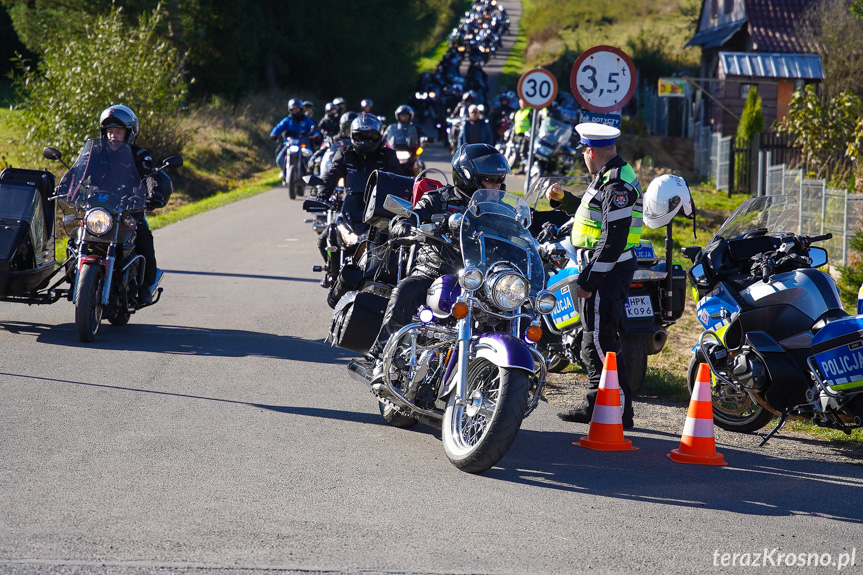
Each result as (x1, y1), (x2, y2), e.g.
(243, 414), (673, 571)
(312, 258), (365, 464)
(269, 98), (321, 179)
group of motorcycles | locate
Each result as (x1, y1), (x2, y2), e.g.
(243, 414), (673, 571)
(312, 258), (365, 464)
(300, 156), (863, 472)
(0, 139), (182, 342)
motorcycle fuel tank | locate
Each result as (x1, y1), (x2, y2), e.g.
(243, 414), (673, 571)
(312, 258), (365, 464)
(740, 269), (843, 322)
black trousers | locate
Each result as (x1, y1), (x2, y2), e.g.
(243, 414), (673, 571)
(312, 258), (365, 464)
(369, 274), (434, 357)
(134, 221), (157, 287)
(577, 264), (635, 421)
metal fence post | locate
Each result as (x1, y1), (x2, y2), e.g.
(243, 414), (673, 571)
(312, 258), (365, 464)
(844, 188), (849, 266)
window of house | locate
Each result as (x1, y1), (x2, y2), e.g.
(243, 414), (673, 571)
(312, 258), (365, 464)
(740, 83), (753, 98)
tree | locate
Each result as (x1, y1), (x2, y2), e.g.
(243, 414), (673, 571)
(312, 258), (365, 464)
(797, 0), (863, 100)
(778, 85), (863, 188)
(736, 86), (764, 141)
(13, 7), (187, 161)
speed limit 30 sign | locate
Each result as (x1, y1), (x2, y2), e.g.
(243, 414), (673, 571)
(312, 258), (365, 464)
(570, 45), (636, 113)
(517, 68), (558, 110)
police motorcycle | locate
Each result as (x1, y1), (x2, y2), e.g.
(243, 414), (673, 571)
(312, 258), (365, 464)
(43, 139), (181, 342)
(342, 189), (557, 473)
(528, 175), (691, 393)
(281, 131), (314, 200)
(527, 116), (578, 179)
(685, 194), (863, 444)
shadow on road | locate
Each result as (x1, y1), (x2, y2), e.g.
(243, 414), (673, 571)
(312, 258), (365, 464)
(161, 269), (320, 283)
(0, 371), (381, 426)
(1, 321), (354, 364)
(484, 427), (863, 523)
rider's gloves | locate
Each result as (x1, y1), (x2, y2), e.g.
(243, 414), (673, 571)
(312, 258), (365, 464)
(146, 191), (165, 210)
(269, 134), (278, 140)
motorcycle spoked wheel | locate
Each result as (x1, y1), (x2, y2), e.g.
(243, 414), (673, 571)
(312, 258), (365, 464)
(75, 264), (104, 342)
(686, 352), (774, 433)
(442, 358), (528, 473)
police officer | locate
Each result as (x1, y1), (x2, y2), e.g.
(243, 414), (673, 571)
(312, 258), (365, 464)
(545, 123), (643, 429)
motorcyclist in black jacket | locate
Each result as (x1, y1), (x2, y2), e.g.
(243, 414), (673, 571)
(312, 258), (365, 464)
(317, 113), (402, 269)
(98, 104), (169, 304)
(318, 102), (341, 139)
(368, 143), (511, 363)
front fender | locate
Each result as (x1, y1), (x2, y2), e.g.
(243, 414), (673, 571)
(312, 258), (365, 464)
(475, 333), (534, 373)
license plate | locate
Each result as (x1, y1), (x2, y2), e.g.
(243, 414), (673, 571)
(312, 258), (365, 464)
(625, 295), (653, 318)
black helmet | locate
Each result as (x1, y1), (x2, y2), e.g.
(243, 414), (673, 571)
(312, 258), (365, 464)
(339, 111), (358, 137)
(350, 113), (383, 154)
(303, 100), (314, 109)
(360, 98), (373, 110)
(332, 97), (346, 110)
(451, 143), (511, 196)
(325, 102), (338, 116)
(395, 105), (414, 123)
(99, 104), (139, 144)
(461, 91), (474, 103)
(288, 98), (303, 112)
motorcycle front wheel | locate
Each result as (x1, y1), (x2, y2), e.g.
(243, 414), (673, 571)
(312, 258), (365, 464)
(75, 264), (104, 342)
(442, 358), (528, 473)
(287, 165), (297, 200)
(686, 353), (774, 433)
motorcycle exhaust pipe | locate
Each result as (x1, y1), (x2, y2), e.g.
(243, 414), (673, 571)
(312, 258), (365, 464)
(647, 328), (669, 355)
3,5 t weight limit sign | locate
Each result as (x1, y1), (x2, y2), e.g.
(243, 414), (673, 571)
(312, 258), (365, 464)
(517, 68), (558, 110)
(570, 45), (636, 113)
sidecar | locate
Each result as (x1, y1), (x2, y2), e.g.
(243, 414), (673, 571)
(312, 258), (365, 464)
(0, 167), (63, 302)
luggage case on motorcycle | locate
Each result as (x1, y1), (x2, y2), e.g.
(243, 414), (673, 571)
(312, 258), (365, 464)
(329, 290), (389, 355)
(363, 170), (415, 227)
(0, 168), (57, 297)
(547, 266), (581, 329)
(810, 316), (863, 392)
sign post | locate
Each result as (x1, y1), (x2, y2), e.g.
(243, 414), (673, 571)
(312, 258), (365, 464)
(570, 45), (636, 129)
(517, 68), (558, 194)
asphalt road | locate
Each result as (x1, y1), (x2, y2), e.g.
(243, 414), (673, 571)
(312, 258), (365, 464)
(2, 182), (862, 575)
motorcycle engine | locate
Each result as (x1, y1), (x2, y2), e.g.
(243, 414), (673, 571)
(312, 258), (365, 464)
(731, 352), (767, 390)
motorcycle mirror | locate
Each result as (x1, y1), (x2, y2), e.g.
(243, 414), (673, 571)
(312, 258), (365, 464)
(682, 245), (701, 262)
(809, 247), (828, 268)
(383, 194), (414, 216)
(163, 156), (183, 169)
(43, 147), (62, 161)
(304, 174), (325, 186)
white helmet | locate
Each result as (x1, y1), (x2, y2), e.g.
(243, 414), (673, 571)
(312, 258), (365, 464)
(643, 174), (693, 229)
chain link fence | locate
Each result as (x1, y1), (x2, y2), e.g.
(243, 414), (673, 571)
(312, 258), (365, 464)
(765, 164), (863, 267)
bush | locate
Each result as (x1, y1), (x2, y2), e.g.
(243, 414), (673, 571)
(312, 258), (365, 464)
(12, 6), (187, 162)
(737, 86), (764, 140)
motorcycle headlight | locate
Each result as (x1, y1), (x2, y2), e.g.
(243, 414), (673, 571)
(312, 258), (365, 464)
(289, 145), (300, 153)
(535, 290), (557, 315)
(459, 266), (484, 291)
(486, 272), (529, 311)
(338, 225), (361, 247)
(84, 208), (112, 235)
(395, 150), (411, 161)
(301, 146), (313, 157)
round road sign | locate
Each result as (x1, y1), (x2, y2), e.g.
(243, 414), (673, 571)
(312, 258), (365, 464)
(570, 45), (636, 113)
(517, 68), (558, 110)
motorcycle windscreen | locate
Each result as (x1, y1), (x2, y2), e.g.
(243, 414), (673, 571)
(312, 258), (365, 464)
(56, 139), (146, 211)
(537, 116), (572, 145)
(708, 195), (799, 248)
(523, 175), (590, 236)
(461, 190), (545, 296)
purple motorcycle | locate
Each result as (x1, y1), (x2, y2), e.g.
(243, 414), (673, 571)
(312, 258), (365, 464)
(348, 190), (557, 473)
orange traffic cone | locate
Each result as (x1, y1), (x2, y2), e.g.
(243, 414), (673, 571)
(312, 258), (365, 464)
(577, 352), (638, 451)
(668, 363), (727, 465)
